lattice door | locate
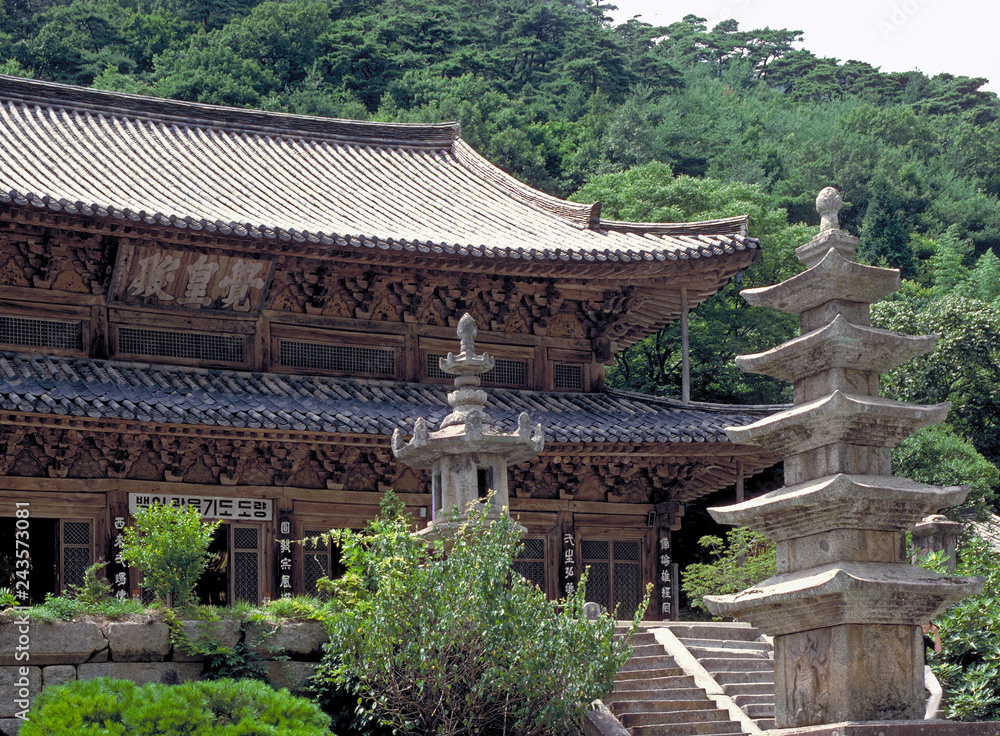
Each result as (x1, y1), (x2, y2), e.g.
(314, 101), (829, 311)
(59, 519), (92, 592)
(230, 525), (261, 604)
(580, 537), (644, 619)
(512, 537), (547, 591)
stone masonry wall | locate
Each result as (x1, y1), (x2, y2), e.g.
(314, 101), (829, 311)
(0, 617), (327, 735)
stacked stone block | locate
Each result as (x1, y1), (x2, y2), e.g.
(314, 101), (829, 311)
(705, 188), (983, 729)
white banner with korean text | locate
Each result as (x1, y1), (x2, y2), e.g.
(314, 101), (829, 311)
(128, 493), (272, 521)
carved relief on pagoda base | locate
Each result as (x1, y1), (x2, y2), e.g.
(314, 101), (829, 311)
(0, 221), (117, 294)
(774, 625), (923, 729)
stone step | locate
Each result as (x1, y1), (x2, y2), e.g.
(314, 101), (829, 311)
(608, 687), (710, 702)
(631, 642), (665, 657)
(756, 718), (776, 730)
(613, 674), (696, 691)
(720, 681), (773, 697)
(615, 628), (656, 640)
(612, 699), (718, 715)
(676, 637), (771, 652)
(682, 645), (772, 661)
(630, 719), (743, 736)
(620, 655), (678, 672)
(713, 670), (775, 686)
(662, 623), (761, 642)
(744, 702), (774, 718)
(731, 693), (773, 708)
(615, 666), (685, 681)
(620, 708), (731, 728)
(698, 657), (774, 673)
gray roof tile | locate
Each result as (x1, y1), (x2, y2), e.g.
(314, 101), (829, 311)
(0, 352), (779, 442)
(0, 75), (758, 264)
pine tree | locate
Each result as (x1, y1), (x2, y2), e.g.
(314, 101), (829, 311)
(929, 225), (970, 296)
(859, 178), (916, 279)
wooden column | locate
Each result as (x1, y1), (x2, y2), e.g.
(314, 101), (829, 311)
(681, 288), (690, 405)
(736, 459), (745, 504)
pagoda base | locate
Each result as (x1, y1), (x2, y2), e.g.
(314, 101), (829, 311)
(774, 624), (923, 728)
(769, 721), (1000, 736)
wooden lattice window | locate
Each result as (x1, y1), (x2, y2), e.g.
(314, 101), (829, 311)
(580, 538), (644, 619)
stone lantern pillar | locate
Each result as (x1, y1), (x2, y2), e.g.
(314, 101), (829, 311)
(392, 313), (544, 540)
(911, 514), (963, 571)
(705, 188), (984, 729)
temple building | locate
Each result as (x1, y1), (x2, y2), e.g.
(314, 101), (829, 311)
(0, 75), (776, 618)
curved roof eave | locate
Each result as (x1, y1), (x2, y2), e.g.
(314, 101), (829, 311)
(0, 74), (761, 267)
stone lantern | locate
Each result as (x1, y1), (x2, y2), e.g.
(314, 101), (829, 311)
(705, 188), (984, 729)
(392, 313), (544, 540)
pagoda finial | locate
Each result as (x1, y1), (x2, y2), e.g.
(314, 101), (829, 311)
(457, 312), (477, 356)
(816, 187), (842, 232)
(441, 313), (494, 382)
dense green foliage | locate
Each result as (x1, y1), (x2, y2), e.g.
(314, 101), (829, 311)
(312, 493), (643, 736)
(122, 502), (220, 608)
(921, 538), (1000, 721)
(19, 677), (332, 735)
(680, 527), (776, 614)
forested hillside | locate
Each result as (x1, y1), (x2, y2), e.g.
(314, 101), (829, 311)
(2, 0), (999, 513)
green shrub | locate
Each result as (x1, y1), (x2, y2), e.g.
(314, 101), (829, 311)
(920, 536), (1000, 721)
(69, 560), (113, 605)
(314, 492), (644, 736)
(19, 677), (332, 736)
(681, 527), (776, 614)
(122, 502), (221, 609)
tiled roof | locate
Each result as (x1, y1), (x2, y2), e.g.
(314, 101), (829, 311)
(968, 513), (1000, 553)
(0, 75), (758, 264)
(0, 352), (777, 445)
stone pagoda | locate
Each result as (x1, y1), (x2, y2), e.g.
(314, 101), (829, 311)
(706, 188), (984, 729)
(392, 313), (544, 539)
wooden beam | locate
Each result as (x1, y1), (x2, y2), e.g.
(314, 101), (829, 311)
(681, 287), (690, 405)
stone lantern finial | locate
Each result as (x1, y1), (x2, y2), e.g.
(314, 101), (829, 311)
(816, 186), (842, 232)
(391, 313), (544, 541)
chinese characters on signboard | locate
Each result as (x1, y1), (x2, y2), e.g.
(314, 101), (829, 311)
(128, 493), (272, 520)
(109, 503), (130, 600)
(562, 532), (576, 598)
(115, 245), (272, 314)
(659, 533), (675, 619)
(277, 514), (294, 599)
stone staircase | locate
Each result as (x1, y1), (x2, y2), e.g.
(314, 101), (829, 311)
(605, 622), (777, 736)
(666, 622), (775, 731)
(608, 628), (746, 736)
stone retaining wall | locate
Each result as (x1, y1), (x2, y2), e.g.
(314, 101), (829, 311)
(0, 617), (327, 735)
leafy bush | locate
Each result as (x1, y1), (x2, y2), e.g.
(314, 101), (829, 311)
(920, 536), (1000, 721)
(19, 677), (331, 736)
(681, 527), (776, 614)
(122, 502), (221, 608)
(313, 493), (644, 736)
(69, 560), (114, 605)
